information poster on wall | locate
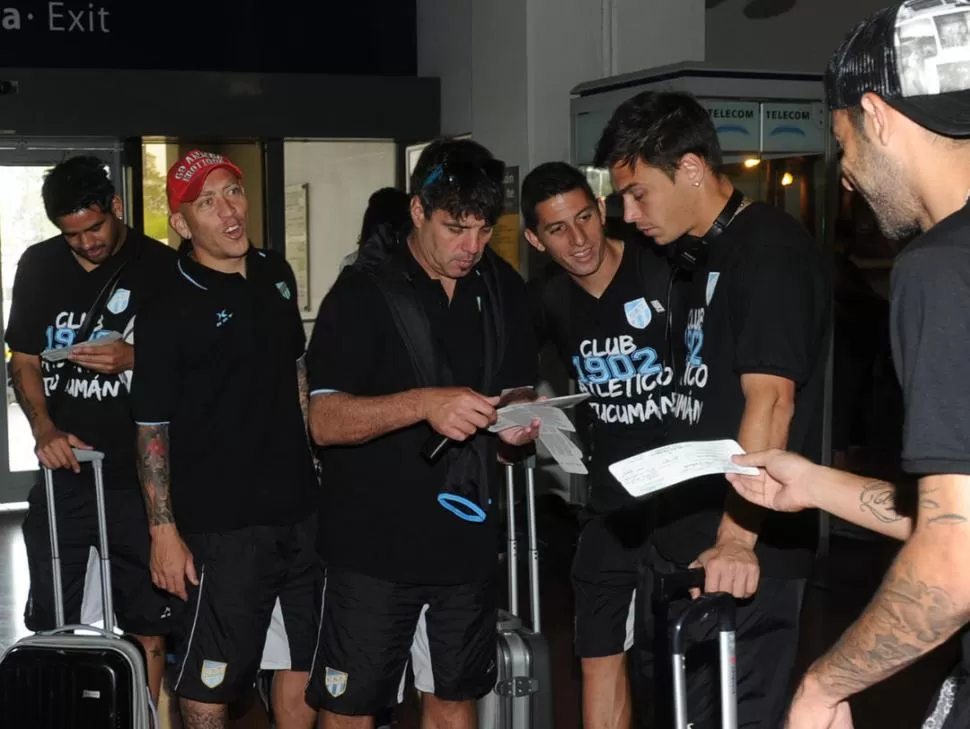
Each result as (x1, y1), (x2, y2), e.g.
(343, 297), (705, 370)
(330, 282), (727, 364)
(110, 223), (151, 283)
(491, 165), (521, 272)
(284, 183), (311, 313)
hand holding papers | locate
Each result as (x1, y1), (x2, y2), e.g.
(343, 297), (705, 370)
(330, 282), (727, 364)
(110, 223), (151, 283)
(40, 331), (122, 363)
(608, 439), (761, 499)
(489, 393), (590, 474)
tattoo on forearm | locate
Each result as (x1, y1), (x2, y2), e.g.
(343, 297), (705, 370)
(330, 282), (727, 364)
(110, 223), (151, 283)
(859, 480), (903, 524)
(136, 425), (174, 527)
(919, 483), (968, 527)
(814, 561), (966, 697)
(10, 362), (40, 426)
(297, 355), (309, 425)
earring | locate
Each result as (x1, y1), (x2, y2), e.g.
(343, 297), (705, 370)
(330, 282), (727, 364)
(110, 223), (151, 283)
(693, 181), (701, 187)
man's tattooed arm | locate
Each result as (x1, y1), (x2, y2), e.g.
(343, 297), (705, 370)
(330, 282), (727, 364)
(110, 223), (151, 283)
(806, 474), (970, 701)
(297, 355), (310, 430)
(297, 355), (319, 472)
(136, 424), (174, 527)
(9, 353), (50, 433)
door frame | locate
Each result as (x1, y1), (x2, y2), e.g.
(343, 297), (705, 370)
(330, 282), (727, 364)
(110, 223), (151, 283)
(0, 139), (125, 504)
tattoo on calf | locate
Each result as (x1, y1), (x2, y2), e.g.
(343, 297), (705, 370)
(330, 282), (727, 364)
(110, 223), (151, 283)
(136, 425), (174, 527)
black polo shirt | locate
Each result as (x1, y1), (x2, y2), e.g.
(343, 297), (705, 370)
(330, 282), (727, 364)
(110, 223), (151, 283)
(662, 203), (831, 578)
(131, 244), (317, 535)
(4, 229), (175, 489)
(307, 243), (537, 585)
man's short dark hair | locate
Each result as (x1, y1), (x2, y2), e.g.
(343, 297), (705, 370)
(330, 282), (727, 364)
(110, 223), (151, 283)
(520, 162), (597, 232)
(41, 155), (115, 224)
(358, 186), (410, 245)
(409, 137), (505, 226)
(593, 91), (723, 177)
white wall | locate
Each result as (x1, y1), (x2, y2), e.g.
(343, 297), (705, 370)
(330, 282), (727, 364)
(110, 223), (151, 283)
(283, 140), (397, 322)
(705, 0), (888, 72)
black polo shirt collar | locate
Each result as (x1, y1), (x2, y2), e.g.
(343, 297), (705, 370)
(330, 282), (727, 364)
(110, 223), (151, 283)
(176, 239), (266, 292)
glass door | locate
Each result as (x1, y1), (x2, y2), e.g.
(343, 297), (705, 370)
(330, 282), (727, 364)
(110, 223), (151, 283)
(0, 140), (125, 504)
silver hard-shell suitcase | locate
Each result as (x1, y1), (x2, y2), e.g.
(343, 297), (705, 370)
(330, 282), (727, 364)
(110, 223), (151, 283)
(477, 456), (554, 729)
(0, 448), (156, 728)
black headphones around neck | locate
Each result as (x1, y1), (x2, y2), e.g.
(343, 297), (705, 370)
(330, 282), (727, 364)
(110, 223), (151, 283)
(672, 188), (746, 271)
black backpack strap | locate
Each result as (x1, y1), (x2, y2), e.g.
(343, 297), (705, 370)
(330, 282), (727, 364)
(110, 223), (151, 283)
(365, 262), (450, 389)
(477, 250), (506, 394)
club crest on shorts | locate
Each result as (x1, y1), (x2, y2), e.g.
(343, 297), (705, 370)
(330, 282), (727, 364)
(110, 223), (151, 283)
(325, 667), (348, 697)
(624, 297), (652, 329)
(201, 659), (227, 689)
(276, 281), (292, 300)
(106, 288), (130, 315)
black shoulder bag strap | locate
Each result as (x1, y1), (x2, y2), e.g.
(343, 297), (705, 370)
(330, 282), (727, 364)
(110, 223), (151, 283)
(47, 252), (132, 412)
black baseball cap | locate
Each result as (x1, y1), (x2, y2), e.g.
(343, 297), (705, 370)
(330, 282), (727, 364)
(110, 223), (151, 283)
(826, 0), (970, 137)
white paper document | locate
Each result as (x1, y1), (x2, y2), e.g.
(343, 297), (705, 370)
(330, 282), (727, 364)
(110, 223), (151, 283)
(489, 392), (590, 474)
(40, 331), (122, 363)
(608, 439), (760, 499)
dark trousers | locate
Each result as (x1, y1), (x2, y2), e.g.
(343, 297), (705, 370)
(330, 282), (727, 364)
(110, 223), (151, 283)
(630, 546), (806, 729)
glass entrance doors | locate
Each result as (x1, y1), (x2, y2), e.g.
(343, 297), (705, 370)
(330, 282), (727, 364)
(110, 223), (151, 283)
(0, 141), (124, 505)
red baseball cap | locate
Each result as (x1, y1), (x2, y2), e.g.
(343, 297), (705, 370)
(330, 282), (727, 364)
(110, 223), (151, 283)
(166, 149), (244, 212)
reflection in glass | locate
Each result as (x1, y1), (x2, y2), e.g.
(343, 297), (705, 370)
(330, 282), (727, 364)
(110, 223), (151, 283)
(0, 166), (59, 472)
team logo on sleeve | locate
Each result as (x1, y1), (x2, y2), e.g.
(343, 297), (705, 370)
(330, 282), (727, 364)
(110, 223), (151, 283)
(325, 667), (348, 697)
(200, 659), (227, 688)
(276, 281), (292, 300)
(623, 298), (652, 330)
(106, 288), (130, 315)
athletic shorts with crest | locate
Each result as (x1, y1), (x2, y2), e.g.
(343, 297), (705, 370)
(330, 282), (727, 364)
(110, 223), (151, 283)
(169, 516), (320, 703)
(306, 567), (497, 716)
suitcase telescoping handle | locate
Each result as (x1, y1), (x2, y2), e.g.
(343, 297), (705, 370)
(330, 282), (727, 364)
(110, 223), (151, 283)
(670, 592), (737, 729)
(504, 454), (541, 632)
(44, 448), (114, 632)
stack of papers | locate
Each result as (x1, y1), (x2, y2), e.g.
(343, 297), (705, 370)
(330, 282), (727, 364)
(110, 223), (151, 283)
(489, 393), (590, 474)
(608, 439), (760, 499)
(40, 331), (122, 363)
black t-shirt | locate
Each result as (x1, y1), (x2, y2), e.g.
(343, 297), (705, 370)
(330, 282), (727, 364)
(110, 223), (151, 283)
(131, 245), (317, 534)
(892, 202), (970, 477)
(662, 203), (831, 577)
(307, 245), (537, 585)
(5, 229), (176, 489)
(532, 242), (673, 513)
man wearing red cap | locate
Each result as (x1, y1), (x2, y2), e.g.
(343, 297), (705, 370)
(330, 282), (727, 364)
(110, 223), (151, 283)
(131, 150), (320, 729)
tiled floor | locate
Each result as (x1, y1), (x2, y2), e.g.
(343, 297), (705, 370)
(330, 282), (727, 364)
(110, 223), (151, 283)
(0, 508), (959, 728)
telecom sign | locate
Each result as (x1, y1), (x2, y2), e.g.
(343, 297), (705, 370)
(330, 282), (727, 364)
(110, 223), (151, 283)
(699, 100), (760, 152)
(761, 102), (826, 153)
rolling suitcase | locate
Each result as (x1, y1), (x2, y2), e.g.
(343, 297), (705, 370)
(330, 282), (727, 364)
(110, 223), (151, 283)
(477, 455), (554, 729)
(666, 576), (738, 729)
(0, 448), (156, 728)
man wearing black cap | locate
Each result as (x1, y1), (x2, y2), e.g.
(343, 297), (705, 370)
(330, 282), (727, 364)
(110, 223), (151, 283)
(132, 150), (319, 729)
(727, 2), (970, 727)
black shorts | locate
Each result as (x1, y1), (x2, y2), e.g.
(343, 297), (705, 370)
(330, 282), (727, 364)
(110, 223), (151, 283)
(21, 470), (177, 636)
(306, 567), (497, 716)
(571, 508), (652, 659)
(170, 516), (320, 704)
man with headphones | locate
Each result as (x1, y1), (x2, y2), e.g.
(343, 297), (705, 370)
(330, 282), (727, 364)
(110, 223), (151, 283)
(594, 91), (831, 727)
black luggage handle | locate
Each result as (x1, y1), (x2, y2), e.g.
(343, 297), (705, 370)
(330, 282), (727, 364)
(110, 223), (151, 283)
(44, 448), (113, 632)
(655, 568), (706, 603)
(670, 592), (738, 729)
